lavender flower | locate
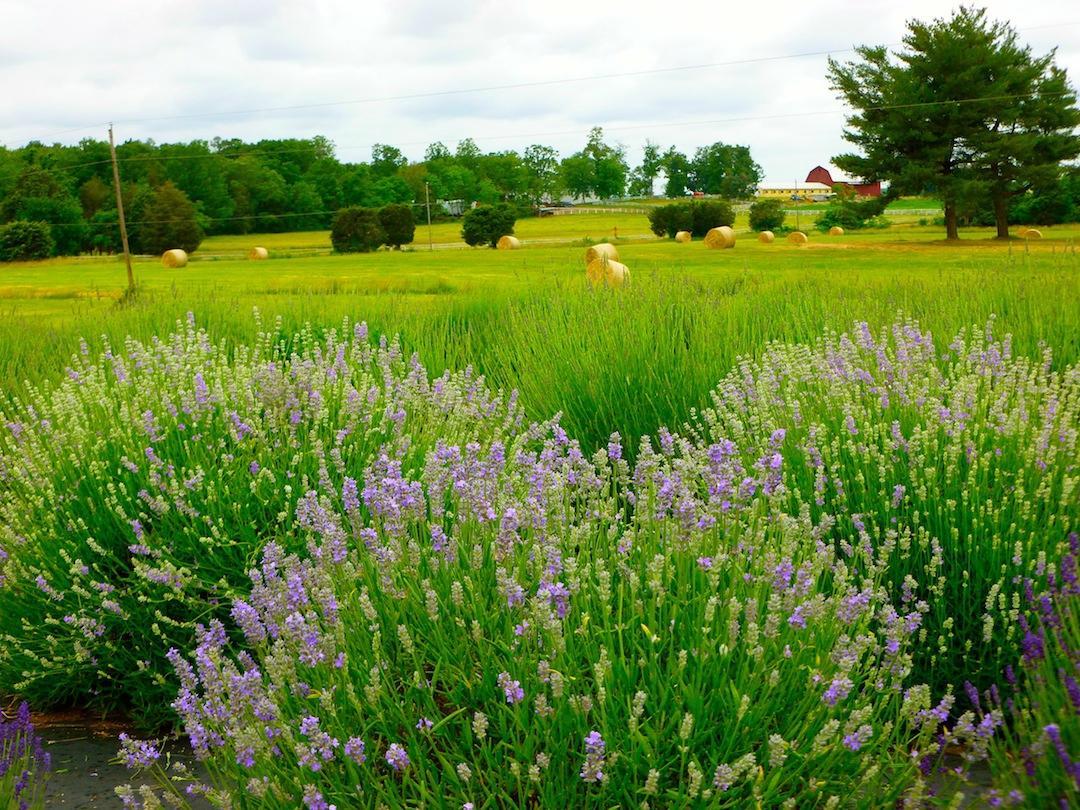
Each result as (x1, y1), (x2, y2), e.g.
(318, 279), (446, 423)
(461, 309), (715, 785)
(580, 730), (606, 783)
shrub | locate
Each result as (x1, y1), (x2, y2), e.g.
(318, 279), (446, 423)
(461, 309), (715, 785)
(815, 189), (890, 231)
(461, 204), (516, 248)
(688, 199), (735, 236)
(0, 317), (522, 727)
(130, 182), (204, 255)
(0, 220), (53, 261)
(124, 406), (936, 807)
(0, 701), (51, 809)
(979, 535), (1080, 808)
(377, 203), (416, 249)
(748, 199), (786, 232)
(331, 207), (385, 253)
(646, 203), (692, 238)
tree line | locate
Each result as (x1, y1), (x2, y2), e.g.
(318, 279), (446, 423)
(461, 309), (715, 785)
(0, 128), (763, 258)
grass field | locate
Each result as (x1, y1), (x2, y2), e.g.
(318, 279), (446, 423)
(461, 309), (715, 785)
(1, 215), (1077, 456)
(2, 209), (1079, 807)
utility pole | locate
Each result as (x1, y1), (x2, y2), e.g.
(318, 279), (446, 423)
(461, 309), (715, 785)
(424, 182), (433, 251)
(108, 124), (135, 294)
(794, 177), (800, 232)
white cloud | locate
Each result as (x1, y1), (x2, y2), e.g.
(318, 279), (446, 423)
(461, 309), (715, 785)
(1, 0), (1077, 182)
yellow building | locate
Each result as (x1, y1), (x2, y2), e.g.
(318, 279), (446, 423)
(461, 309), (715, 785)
(755, 182), (834, 201)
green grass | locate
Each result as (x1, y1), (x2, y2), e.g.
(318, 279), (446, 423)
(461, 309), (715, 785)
(1, 223), (1078, 460)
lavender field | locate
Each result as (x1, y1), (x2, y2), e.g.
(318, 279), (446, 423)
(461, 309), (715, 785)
(1, 284), (1077, 807)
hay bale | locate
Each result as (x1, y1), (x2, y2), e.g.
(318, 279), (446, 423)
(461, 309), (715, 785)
(828, 226), (844, 236)
(787, 231), (808, 245)
(674, 230), (691, 243)
(496, 235), (521, 250)
(758, 230), (775, 244)
(248, 246), (269, 260)
(1023, 228), (1042, 239)
(704, 226), (736, 249)
(161, 249), (188, 268)
(585, 257), (630, 287)
(585, 243), (619, 264)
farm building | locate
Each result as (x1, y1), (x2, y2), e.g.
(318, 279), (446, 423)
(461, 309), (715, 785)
(755, 181), (834, 202)
(805, 166), (882, 197)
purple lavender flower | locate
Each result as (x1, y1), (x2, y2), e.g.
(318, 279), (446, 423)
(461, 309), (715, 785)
(580, 730), (606, 783)
(344, 737), (366, 765)
(117, 733), (160, 769)
(498, 672), (524, 704)
(385, 743), (409, 772)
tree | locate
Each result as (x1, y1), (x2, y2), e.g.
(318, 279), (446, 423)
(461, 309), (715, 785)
(748, 199), (786, 232)
(461, 204), (516, 248)
(560, 155), (593, 201)
(371, 144), (406, 179)
(629, 141), (663, 197)
(691, 143), (763, 198)
(378, 203), (416, 249)
(647, 204), (692, 238)
(0, 220), (53, 261)
(661, 148), (692, 198)
(133, 181), (204, 255)
(522, 144), (561, 203)
(78, 176), (111, 218)
(688, 200), (735, 236)
(331, 207), (385, 253)
(828, 6), (1080, 240)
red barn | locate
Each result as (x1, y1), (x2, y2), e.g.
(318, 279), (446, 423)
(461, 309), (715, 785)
(805, 166), (881, 198)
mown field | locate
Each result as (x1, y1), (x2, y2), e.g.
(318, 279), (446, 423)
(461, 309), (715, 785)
(1, 211), (1078, 808)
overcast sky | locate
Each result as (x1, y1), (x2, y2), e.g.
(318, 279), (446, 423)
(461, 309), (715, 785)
(1, 0), (1077, 184)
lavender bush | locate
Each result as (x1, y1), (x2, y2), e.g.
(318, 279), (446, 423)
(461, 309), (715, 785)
(690, 317), (1078, 692)
(123, 418), (941, 807)
(975, 534), (1079, 808)
(0, 313), (1075, 805)
(0, 703), (50, 810)
(0, 313), (524, 726)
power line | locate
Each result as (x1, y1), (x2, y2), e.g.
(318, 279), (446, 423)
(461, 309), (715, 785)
(5, 19), (1076, 147)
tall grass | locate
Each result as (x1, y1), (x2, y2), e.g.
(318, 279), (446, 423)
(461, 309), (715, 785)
(2, 255), (1077, 461)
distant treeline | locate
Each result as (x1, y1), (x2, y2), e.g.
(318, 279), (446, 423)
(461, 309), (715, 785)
(0, 128), (763, 255)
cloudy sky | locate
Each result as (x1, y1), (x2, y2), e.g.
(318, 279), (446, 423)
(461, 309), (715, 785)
(1, 0), (1077, 183)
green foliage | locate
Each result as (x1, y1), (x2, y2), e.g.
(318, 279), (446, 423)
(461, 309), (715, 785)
(691, 142), (763, 198)
(646, 203), (692, 238)
(748, 199), (786, 231)
(461, 203), (516, 248)
(559, 128), (627, 200)
(330, 207), (385, 253)
(130, 182), (204, 255)
(688, 199), (735, 236)
(647, 200), (734, 238)
(815, 189), (890, 231)
(828, 7), (1080, 238)
(377, 203), (416, 249)
(0, 220), (53, 261)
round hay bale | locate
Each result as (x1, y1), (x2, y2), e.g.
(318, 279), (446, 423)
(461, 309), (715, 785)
(704, 226), (736, 249)
(585, 243), (619, 264)
(162, 249), (188, 268)
(248, 246), (269, 260)
(828, 226), (845, 236)
(496, 235), (521, 250)
(758, 230), (775, 244)
(787, 231), (808, 246)
(585, 257), (630, 288)
(1023, 228), (1042, 239)
(674, 230), (691, 243)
